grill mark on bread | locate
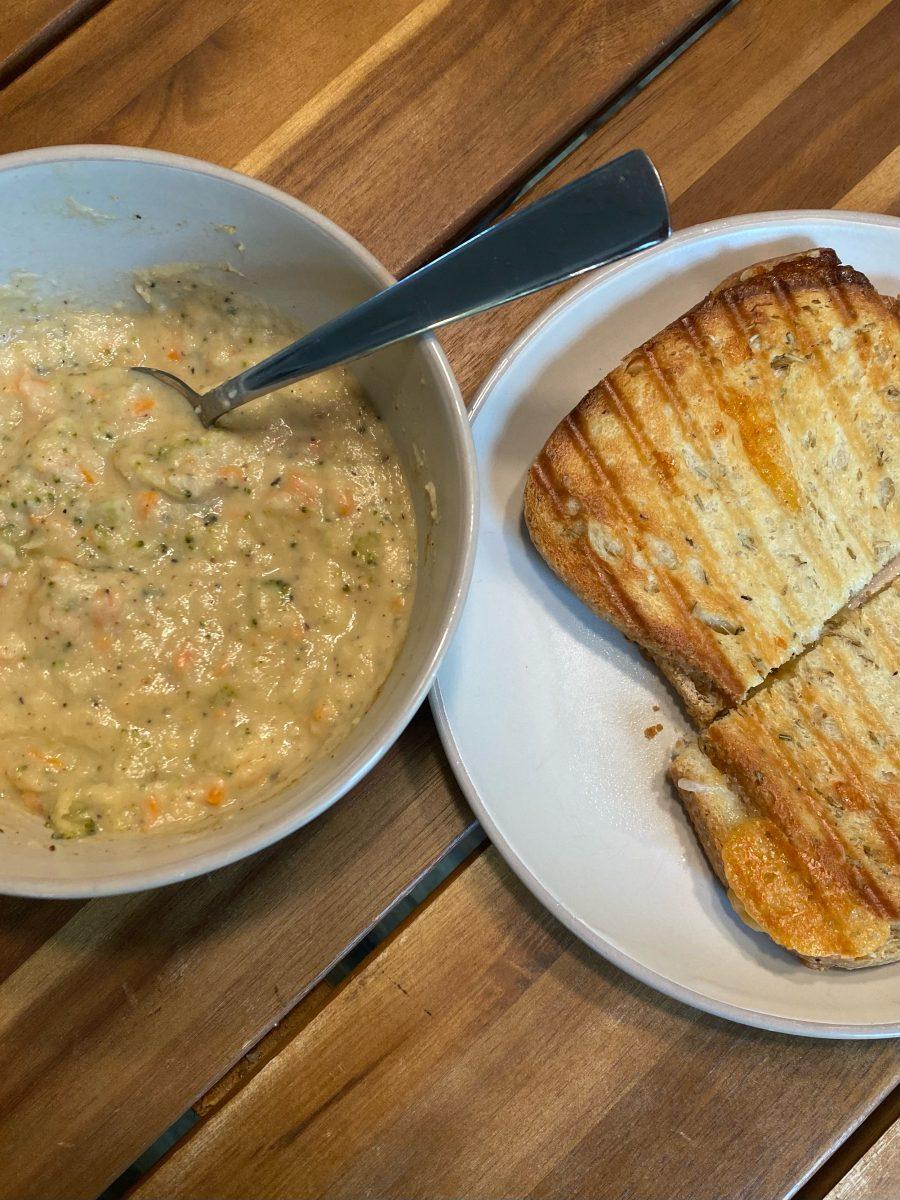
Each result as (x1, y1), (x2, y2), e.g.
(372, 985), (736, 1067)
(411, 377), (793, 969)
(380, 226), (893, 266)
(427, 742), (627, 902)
(674, 313), (809, 663)
(769, 274), (874, 567)
(824, 272), (859, 324)
(598, 370), (738, 649)
(530, 452), (566, 515)
(817, 634), (900, 856)
(710, 629), (898, 913)
(530, 451), (637, 630)
(563, 409), (697, 644)
(637, 342), (737, 599)
(683, 581), (900, 964)
(717, 293), (803, 512)
(722, 819), (883, 960)
(706, 706), (898, 918)
(565, 406), (743, 694)
(675, 313), (800, 596)
(599, 377), (655, 475)
(761, 675), (899, 915)
(792, 682), (900, 879)
(720, 281), (850, 606)
(533, 446), (642, 630)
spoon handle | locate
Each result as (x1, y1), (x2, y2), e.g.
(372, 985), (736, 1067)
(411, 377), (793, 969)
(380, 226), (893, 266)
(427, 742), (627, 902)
(202, 149), (669, 424)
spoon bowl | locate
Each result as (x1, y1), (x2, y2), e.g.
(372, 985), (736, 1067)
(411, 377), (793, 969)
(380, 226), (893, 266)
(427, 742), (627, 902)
(132, 364), (207, 413)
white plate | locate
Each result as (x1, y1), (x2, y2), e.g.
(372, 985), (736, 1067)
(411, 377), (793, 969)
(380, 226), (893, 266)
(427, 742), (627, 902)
(432, 212), (900, 1038)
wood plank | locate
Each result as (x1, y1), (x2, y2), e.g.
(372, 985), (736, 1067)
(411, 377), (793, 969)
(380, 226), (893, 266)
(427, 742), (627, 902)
(194, 979), (339, 1120)
(439, 0), (899, 403)
(0, 0), (721, 273)
(0, 708), (473, 1200)
(797, 1088), (900, 1199)
(132, 847), (900, 1200)
(0, 0), (107, 87)
(671, 0), (900, 220)
(822, 1115), (900, 1199)
(837, 146), (900, 214)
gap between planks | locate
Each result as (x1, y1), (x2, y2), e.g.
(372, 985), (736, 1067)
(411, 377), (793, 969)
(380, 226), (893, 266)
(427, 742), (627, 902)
(0, 0), (112, 89)
(796, 1087), (900, 1200)
(130, 847), (900, 1200)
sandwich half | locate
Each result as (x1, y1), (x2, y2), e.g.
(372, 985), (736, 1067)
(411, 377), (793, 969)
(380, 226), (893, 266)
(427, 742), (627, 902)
(524, 249), (900, 723)
(669, 578), (899, 969)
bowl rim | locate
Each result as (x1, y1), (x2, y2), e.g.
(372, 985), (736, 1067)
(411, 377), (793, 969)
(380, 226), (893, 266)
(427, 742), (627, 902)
(0, 143), (478, 897)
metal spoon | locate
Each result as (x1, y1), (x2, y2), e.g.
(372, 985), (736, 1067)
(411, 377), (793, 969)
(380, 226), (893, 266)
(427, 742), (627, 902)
(134, 149), (669, 427)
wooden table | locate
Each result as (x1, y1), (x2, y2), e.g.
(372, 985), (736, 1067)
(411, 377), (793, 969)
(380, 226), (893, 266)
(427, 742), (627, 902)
(0, 2), (898, 1197)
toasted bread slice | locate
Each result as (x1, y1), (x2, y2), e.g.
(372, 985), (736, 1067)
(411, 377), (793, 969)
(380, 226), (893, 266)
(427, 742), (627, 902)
(669, 578), (900, 969)
(524, 249), (900, 723)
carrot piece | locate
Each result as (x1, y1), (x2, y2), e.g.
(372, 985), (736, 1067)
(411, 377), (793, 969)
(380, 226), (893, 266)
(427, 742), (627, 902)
(21, 791), (44, 815)
(166, 348), (184, 362)
(14, 369), (50, 400)
(173, 643), (194, 673)
(80, 465), (96, 485)
(333, 485), (355, 517)
(284, 471), (321, 504)
(142, 794), (161, 829)
(204, 783), (225, 806)
(217, 466), (245, 486)
(136, 490), (160, 520)
(28, 748), (62, 769)
(131, 396), (156, 416)
(91, 588), (118, 626)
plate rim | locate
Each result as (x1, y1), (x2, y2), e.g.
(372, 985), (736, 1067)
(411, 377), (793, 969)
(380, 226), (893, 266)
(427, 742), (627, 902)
(431, 209), (900, 1039)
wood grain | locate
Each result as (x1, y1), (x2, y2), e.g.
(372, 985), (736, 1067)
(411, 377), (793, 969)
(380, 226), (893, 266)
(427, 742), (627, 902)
(132, 847), (900, 1200)
(0, 709), (473, 1200)
(797, 1088), (900, 1199)
(0, 0), (108, 87)
(194, 979), (339, 1120)
(671, 0), (900, 221)
(822, 1118), (900, 1199)
(0, 0), (720, 273)
(838, 147), (900, 215)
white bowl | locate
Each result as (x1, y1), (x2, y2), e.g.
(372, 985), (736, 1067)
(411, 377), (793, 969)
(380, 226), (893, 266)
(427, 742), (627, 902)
(0, 145), (477, 897)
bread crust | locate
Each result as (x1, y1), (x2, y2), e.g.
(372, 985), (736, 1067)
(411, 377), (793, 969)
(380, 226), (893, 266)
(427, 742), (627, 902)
(525, 248), (900, 724)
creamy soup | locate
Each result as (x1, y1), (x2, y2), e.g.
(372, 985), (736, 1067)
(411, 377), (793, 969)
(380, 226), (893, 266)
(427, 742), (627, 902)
(0, 269), (416, 837)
